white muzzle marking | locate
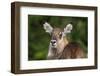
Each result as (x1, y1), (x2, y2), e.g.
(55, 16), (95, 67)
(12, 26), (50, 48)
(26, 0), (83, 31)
(50, 40), (57, 48)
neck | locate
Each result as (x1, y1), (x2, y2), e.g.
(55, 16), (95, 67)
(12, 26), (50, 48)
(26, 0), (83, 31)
(57, 36), (68, 53)
(47, 36), (68, 59)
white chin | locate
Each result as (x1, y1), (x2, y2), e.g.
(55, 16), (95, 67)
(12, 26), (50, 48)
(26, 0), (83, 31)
(52, 45), (57, 48)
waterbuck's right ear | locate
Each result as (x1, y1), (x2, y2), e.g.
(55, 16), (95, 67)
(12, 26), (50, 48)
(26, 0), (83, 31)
(43, 22), (53, 34)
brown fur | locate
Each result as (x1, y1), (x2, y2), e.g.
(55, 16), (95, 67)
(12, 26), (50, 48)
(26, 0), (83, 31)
(59, 42), (86, 59)
(47, 28), (86, 59)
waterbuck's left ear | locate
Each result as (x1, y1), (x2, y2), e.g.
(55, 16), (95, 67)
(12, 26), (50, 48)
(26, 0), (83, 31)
(43, 22), (53, 34)
(63, 23), (73, 34)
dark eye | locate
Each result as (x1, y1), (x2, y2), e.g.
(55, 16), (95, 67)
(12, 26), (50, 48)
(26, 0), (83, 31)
(59, 32), (62, 39)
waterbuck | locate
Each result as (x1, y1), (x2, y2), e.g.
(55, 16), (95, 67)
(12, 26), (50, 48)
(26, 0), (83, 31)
(43, 22), (86, 59)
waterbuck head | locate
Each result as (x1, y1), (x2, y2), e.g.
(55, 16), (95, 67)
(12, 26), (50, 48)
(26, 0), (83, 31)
(43, 22), (73, 49)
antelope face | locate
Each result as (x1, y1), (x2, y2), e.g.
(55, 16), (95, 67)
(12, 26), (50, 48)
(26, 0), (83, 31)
(50, 28), (63, 48)
(43, 22), (73, 48)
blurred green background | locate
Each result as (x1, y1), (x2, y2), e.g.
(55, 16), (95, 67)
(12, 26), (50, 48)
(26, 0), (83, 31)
(28, 15), (88, 60)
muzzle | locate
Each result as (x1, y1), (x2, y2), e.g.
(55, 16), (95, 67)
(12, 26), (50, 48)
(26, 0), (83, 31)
(50, 40), (57, 47)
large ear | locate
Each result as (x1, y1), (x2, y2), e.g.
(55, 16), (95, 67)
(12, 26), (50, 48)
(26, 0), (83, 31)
(43, 22), (53, 34)
(63, 23), (73, 35)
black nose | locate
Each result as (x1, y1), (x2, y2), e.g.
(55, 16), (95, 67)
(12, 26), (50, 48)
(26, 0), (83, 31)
(51, 40), (56, 44)
(51, 41), (56, 44)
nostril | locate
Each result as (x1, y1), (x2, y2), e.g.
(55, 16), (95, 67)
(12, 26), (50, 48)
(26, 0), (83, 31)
(52, 42), (55, 44)
(51, 40), (56, 44)
(51, 41), (54, 44)
(53, 41), (56, 43)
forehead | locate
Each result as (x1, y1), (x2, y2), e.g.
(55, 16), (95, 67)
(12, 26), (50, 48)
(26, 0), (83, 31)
(52, 28), (63, 34)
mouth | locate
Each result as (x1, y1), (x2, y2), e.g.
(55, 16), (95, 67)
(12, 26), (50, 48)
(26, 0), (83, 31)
(51, 44), (57, 48)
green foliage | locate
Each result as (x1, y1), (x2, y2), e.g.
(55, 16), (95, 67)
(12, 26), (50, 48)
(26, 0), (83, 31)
(28, 15), (88, 60)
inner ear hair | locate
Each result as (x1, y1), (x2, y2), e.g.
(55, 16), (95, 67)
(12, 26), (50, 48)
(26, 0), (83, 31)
(64, 23), (73, 34)
(43, 22), (53, 33)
